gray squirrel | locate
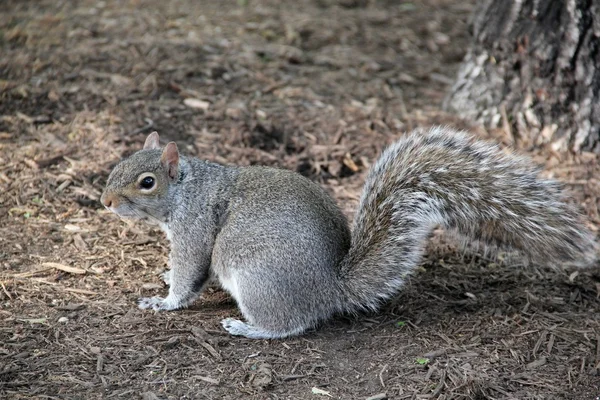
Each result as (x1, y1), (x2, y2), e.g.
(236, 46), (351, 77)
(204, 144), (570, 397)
(101, 127), (597, 339)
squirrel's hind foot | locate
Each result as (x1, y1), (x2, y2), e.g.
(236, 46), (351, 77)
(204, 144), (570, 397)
(138, 296), (184, 311)
(138, 296), (167, 310)
(221, 318), (305, 339)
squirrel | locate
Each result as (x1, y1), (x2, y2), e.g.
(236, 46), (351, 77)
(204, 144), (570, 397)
(101, 127), (597, 339)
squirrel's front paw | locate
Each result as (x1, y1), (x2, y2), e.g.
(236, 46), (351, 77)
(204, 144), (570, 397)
(138, 296), (166, 311)
(160, 270), (172, 286)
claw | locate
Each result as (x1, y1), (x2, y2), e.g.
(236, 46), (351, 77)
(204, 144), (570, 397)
(138, 295), (184, 311)
(221, 318), (248, 336)
(220, 318), (293, 339)
(160, 270), (172, 286)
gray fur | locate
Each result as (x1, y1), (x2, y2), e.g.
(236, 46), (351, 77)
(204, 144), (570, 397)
(339, 126), (597, 313)
(101, 128), (597, 339)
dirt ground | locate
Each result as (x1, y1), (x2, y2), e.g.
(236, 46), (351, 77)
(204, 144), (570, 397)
(1, 0), (600, 399)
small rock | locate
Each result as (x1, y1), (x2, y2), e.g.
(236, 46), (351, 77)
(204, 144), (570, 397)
(58, 317), (69, 323)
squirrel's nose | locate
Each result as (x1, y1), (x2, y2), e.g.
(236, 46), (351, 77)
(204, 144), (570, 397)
(101, 192), (117, 208)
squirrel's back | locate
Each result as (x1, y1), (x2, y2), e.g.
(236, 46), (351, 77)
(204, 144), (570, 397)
(218, 166), (351, 265)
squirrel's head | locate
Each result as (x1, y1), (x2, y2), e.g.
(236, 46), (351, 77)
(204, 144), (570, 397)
(101, 132), (180, 225)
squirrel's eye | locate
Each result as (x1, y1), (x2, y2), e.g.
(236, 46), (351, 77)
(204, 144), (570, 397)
(140, 176), (155, 190)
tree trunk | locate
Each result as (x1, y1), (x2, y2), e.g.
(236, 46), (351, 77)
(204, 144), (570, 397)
(444, 0), (600, 152)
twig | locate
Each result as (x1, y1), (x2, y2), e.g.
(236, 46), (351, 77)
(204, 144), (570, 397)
(282, 374), (306, 381)
(379, 364), (388, 388)
(431, 369), (447, 398)
(199, 341), (221, 360)
(500, 103), (513, 145)
(128, 118), (154, 136)
(0, 281), (12, 300)
(64, 288), (98, 295)
(596, 333), (600, 367)
(9, 267), (53, 279)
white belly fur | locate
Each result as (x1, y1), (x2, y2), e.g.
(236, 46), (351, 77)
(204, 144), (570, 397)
(219, 274), (241, 302)
(159, 222), (172, 241)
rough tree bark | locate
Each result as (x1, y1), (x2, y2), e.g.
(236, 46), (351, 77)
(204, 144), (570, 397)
(444, 0), (600, 152)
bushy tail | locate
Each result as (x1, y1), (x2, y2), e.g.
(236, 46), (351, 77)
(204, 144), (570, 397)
(339, 127), (597, 312)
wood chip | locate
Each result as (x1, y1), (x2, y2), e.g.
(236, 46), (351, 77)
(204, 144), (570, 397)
(142, 392), (160, 400)
(17, 318), (48, 324)
(56, 180), (72, 193)
(195, 375), (220, 385)
(9, 267), (54, 279)
(282, 374), (306, 381)
(42, 262), (86, 275)
(23, 158), (39, 169)
(73, 234), (88, 251)
(0, 282), (12, 300)
(547, 334), (555, 354)
(183, 98), (210, 110)
(366, 393), (388, 400)
(64, 288), (98, 295)
(199, 341), (221, 360)
(596, 333), (600, 365)
(342, 153), (359, 172)
(56, 303), (86, 311)
(423, 348), (449, 359)
(64, 224), (84, 232)
(526, 357), (547, 370)
(141, 283), (163, 290)
(35, 153), (68, 168)
(311, 387), (332, 397)
(96, 354), (104, 373)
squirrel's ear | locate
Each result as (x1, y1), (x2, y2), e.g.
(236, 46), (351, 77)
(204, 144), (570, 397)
(161, 142), (180, 180)
(144, 131), (161, 150)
